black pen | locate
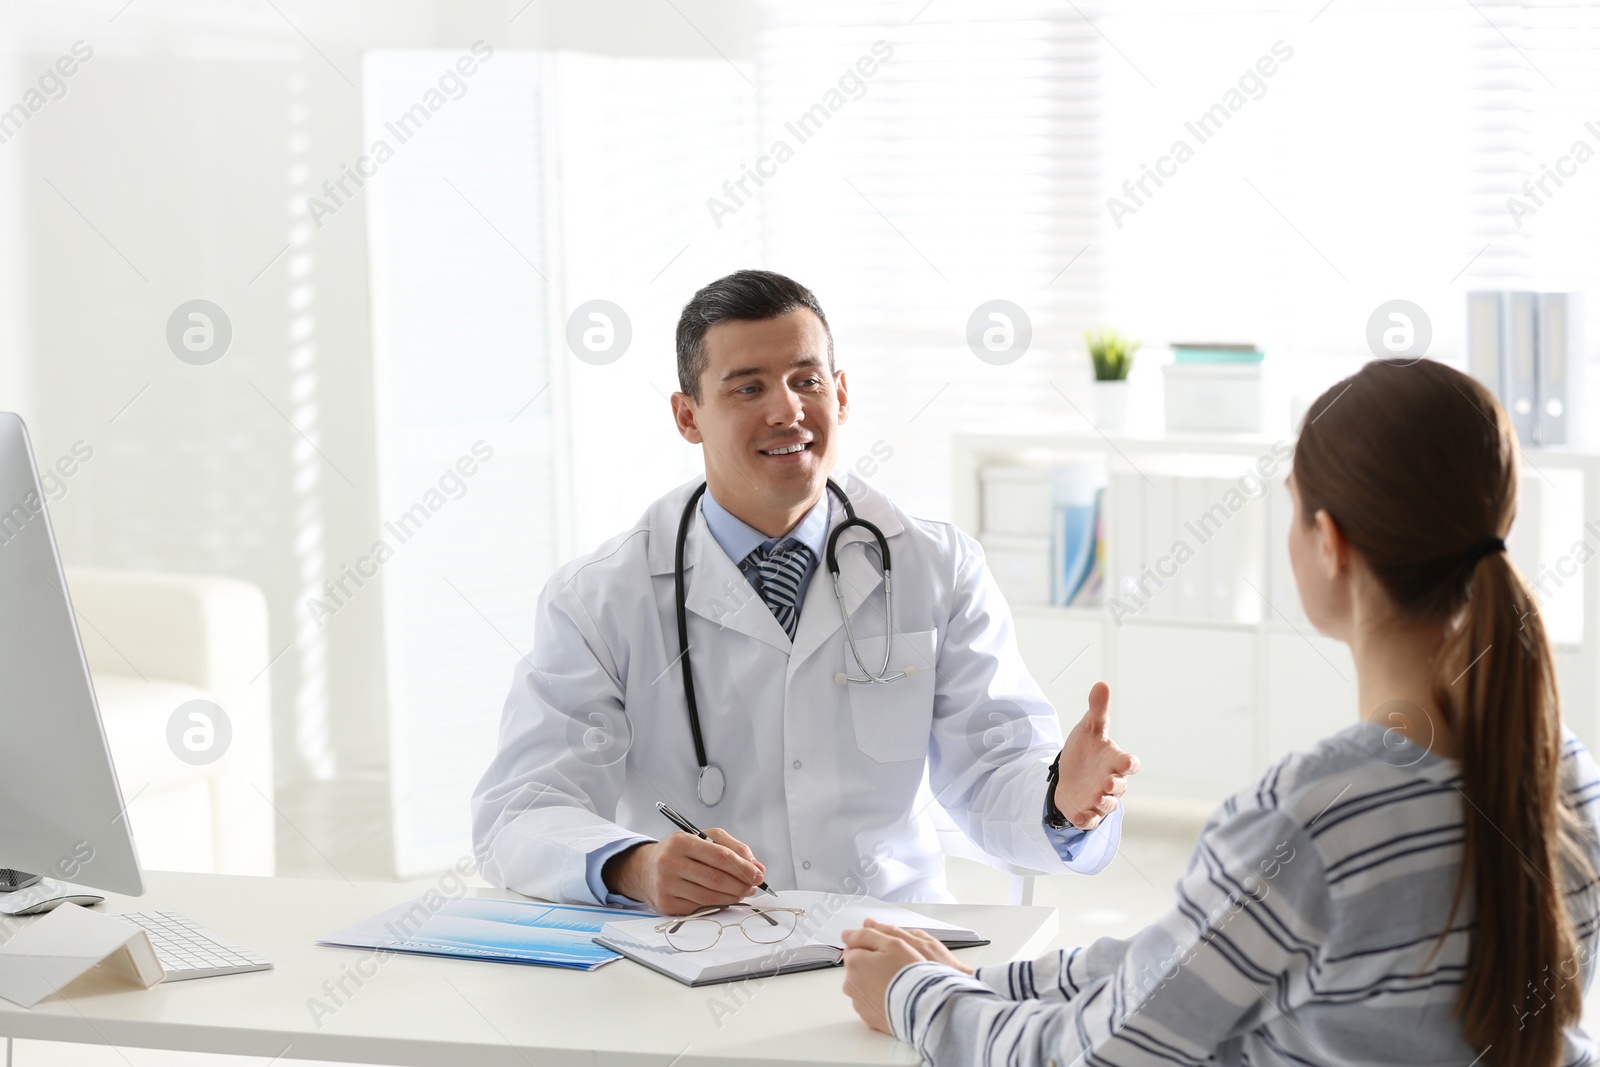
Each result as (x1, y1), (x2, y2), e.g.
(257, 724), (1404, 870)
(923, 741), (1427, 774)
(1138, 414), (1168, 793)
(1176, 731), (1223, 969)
(655, 801), (773, 895)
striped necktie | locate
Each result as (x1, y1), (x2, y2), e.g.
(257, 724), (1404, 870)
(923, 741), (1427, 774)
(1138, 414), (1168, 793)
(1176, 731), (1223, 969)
(747, 539), (813, 640)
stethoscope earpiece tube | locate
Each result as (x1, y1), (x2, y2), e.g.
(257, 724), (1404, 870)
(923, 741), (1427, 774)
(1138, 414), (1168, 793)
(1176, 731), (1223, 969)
(825, 515), (889, 576)
(825, 491), (902, 685)
(674, 482), (712, 775)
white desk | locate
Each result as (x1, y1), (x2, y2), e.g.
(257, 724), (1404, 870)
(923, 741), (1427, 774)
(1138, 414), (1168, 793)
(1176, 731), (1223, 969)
(0, 872), (1058, 1066)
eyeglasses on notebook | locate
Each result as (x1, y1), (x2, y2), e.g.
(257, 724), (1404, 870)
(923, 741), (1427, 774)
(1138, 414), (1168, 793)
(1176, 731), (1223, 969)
(654, 903), (806, 952)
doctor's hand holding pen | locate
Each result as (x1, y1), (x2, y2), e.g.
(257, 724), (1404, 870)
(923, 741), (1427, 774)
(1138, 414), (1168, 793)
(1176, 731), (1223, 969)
(1053, 682), (1140, 831)
(602, 825), (767, 916)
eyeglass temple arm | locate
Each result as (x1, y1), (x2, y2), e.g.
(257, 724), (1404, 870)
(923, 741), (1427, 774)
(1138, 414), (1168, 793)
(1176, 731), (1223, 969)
(665, 903), (793, 932)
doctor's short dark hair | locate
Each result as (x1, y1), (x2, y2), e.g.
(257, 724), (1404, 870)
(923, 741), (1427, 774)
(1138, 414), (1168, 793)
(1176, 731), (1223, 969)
(675, 269), (834, 401)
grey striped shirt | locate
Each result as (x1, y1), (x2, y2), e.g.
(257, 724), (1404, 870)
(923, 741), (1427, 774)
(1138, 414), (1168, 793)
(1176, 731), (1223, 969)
(888, 721), (1600, 1066)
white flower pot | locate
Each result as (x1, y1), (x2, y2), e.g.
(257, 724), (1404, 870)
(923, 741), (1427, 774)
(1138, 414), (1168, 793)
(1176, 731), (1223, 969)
(1091, 379), (1130, 432)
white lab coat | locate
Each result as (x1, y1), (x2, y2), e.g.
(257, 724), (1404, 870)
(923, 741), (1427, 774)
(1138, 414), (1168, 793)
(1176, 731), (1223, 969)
(471, 473), (1121, 905)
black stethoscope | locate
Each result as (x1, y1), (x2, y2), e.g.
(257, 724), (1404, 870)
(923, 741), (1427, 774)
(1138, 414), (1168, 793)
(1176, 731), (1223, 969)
(673, 478), (901, 806)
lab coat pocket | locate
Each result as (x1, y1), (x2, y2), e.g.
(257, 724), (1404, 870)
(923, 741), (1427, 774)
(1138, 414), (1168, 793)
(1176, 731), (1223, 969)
(845, 628), (938, 763)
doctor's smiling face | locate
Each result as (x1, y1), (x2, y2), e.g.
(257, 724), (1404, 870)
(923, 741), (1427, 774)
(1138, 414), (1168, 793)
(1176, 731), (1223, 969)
(671, 271), (849, 537)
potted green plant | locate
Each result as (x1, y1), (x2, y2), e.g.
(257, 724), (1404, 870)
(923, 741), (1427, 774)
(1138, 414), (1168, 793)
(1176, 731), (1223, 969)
(1084, 329), (1138, 431)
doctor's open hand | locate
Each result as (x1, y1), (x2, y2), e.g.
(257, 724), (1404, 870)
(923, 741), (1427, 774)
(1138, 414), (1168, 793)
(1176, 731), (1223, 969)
(601, 828), (766, 916)
(1053, 681), (1139, 831)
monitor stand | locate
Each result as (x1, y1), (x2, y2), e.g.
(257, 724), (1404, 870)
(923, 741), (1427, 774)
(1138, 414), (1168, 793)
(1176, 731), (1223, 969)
(0, 869), (41, 892)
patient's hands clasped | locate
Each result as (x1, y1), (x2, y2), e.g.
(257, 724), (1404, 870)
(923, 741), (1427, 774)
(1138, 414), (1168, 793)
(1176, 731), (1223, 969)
(841, 918), (974, 1034)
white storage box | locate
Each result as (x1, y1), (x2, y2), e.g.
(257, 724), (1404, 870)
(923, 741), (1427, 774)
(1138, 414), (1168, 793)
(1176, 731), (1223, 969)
(979, 534), (1053, 606)
(1162, 363), (1263, 433)
(980, 466), (1054, 537)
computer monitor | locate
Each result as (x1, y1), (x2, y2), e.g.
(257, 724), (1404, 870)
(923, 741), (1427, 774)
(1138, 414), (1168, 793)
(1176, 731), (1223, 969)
(0, 413), (143, 896)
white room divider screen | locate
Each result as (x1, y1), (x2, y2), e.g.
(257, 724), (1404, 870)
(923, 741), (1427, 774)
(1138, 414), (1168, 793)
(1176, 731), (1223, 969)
(362, 44), (763, 878)
(363, 49), (564, 878)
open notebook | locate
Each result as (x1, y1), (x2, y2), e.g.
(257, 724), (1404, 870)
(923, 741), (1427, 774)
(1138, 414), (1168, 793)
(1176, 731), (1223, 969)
(593, 890), (986, 987)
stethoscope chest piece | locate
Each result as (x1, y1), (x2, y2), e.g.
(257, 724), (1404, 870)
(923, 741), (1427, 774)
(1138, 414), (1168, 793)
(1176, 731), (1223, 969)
(697, 763), (726, 806)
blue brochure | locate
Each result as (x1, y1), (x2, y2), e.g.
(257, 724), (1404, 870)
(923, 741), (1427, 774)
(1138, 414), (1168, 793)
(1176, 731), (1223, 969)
(318, 895), (646, 971)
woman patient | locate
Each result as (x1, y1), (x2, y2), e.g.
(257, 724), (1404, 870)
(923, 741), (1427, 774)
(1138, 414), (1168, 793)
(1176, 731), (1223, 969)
(841, 358), (1600, 1066)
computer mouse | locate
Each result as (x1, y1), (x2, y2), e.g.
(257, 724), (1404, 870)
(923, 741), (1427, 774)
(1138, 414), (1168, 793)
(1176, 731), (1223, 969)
(0, 880), (106, 916)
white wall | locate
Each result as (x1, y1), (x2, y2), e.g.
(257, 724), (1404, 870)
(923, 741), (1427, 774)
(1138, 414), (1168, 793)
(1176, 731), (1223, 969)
(2, 2), (436, 787)
(0, 52), (32, 419)
(0, 0), (761, 797)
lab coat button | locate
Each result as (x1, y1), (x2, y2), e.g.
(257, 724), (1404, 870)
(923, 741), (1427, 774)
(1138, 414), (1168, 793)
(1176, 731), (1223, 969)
(792, 759), (802, 769)
(802, 860), (811, 870)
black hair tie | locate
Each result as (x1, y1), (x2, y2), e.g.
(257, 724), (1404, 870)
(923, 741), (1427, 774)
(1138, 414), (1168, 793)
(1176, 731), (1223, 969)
(1462, 536), (1507, 569)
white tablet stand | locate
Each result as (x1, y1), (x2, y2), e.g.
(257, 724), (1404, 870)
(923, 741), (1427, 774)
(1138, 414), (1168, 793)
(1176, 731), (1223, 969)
(0, 902), (163, 1008)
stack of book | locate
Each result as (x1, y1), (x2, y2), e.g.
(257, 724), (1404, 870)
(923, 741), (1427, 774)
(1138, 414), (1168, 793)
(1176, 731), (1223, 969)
(1171, 343), (1266, 364)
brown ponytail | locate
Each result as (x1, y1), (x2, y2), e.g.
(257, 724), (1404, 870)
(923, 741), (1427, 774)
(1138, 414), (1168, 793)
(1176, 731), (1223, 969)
(1294, 358), (1593, 1067)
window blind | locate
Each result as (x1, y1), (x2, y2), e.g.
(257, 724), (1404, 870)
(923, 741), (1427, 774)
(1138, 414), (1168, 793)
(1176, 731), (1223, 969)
(548, 51), (762, 554)
(758, 1), (1600, 517)
(757, 0), (1109, 518)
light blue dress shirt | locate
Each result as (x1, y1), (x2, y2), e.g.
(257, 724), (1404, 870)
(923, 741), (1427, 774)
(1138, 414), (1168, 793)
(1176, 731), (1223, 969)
(1044, 812), (1090, 858)
(698, 487), (830, 608)
(584, 486), (1087, 903)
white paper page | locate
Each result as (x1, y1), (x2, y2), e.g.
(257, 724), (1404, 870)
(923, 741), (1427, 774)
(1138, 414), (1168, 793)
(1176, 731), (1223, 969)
(771, 892), (977, 946)
(604, 892), (976, 958)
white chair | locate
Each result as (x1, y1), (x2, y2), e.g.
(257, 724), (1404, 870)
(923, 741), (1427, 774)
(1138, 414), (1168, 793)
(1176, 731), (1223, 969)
(929, 799), (1045, 906)
(64, 567), (275, 876)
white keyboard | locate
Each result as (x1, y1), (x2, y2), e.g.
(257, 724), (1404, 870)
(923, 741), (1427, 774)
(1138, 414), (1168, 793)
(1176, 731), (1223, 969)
(114, 911), (273, 982)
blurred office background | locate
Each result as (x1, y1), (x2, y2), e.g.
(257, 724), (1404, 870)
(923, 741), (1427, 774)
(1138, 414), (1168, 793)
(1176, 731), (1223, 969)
(2, 0), (1600, 960)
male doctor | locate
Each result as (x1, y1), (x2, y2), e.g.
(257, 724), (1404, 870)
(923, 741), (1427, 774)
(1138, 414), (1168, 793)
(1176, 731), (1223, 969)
(472, 270), (1138, 916)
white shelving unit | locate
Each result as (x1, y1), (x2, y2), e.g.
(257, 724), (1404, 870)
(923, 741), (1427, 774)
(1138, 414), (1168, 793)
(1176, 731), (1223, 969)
(955, 430), (1600, 810)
